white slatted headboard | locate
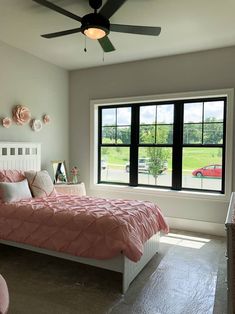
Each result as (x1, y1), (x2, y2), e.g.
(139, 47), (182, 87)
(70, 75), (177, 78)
(0, 142), (41, 171)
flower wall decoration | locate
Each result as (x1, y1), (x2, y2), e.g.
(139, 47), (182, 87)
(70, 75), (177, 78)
(1, 102), (51, 131)
(2, 117), (12, 128)
(43, 114), (51, 124)
(31, 119), (42, 132)
(12, 105), (31, 125)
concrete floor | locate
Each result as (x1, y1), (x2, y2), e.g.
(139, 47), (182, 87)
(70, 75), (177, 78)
(0, 230), (226, 314)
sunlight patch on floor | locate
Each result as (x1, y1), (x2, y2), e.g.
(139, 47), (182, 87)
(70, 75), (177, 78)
(160, 232), (211, 249)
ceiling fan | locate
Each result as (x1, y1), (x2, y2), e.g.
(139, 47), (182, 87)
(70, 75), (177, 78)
(33, 0), (161, 53)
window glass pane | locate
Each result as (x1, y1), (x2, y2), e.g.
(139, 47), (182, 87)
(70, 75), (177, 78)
(102, 108), (116, 126)
(157, 104), (174, 124)
(117, 126), (131, 144)
(117, 107), (131, 125)
(156, 125), (173, 144)
(100, 147), (129, 183)
(140, 125), (155, 144)
(183, 124), (202, 144)
(204, 101), (224, 122)
(140, 105), (156, 124)
(182, 147), (222, 191)
(102, 126), (116, 144)
(203, 123), (223, 144)
(138, 147), (172, 187)
(184, 103), (203, 123)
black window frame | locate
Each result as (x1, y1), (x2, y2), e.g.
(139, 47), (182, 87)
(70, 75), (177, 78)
(98, 96), (227, 194)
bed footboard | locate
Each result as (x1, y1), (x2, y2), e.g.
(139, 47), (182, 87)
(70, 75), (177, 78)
(122, 232), (160, 293)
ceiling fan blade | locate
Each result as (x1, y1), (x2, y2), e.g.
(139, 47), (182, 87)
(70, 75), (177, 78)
(110, 24), (161, 36)
(41, 28), (81, 39)
(32, 0), (82, 22)
(98, 36), (115, 53)
(99, 0), (127, 19)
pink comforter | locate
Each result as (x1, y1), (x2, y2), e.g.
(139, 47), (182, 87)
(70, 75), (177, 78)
(0, 195), (169, 262)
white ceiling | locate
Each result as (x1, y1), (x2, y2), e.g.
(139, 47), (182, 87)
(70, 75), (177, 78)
(0, 0), (235, 70)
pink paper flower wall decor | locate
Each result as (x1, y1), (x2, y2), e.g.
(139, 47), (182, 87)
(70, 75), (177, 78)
(12, 105), (31, 125)
(2, 117), (12, 128)
(1, 104), (51, 131)
(43, 114), (51, 124)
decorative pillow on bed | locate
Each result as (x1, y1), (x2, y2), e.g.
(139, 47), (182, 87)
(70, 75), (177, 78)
(0, 179), (32, 202)
(24, 170), (56, 198)
(0, 170), (25, 183)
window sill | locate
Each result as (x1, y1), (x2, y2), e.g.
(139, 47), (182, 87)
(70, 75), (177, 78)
(90, 183), (229, 203)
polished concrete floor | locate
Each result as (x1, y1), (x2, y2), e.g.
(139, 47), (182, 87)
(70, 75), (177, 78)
(0, 230), (226, 314)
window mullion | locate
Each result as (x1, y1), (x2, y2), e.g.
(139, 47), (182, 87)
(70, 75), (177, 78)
(98, 107), (102, 183)
(172, 101), (184, 190)
(129, 105), (139, 186)
(222, 98), (227, 193)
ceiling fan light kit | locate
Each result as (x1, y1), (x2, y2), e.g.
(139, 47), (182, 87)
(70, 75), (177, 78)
(33, 0), (161, 53)
(81, 13), (110, 40)
(84, 28), (105, 40)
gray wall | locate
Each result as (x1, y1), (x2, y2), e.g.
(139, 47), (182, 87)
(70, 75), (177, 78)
(69, 46), (235, 228)
(0, 41), (69, 175)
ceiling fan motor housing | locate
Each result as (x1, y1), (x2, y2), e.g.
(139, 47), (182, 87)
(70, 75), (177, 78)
(81, 13), (110, 36)
(89, 0), (102, 10)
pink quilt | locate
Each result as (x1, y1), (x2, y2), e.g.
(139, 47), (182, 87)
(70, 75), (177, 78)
(0, 195), (169, 262)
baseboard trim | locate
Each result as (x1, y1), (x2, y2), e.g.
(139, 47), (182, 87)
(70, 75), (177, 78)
(166, 217), (226, 237)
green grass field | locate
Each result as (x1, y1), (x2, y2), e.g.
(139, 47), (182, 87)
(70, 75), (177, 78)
(182, 147), (221, 169)
(101, 147), (222, 170)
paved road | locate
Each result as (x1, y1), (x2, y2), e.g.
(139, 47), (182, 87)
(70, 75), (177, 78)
(101, 168), (221, 190)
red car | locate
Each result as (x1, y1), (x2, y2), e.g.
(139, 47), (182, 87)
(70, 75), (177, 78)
(192, 164), (222, 178)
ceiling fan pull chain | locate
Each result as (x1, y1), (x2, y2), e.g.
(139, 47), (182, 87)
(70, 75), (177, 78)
(102, 50), (105, 62)
(84, 36), (87, 52)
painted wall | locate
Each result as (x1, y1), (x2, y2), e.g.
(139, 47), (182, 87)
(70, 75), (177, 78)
(69, 46), (235, 234)
(0, 41), (69, 176)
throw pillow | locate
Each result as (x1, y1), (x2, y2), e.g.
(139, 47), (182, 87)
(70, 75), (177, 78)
(0, 170), (25, 182)
(0, 179), (32, 202)
(25, 170), (56, 198)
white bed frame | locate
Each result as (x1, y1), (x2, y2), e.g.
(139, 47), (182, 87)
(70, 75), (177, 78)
(0, 142), (160, 293)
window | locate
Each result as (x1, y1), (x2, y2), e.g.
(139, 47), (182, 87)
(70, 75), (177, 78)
(97, 96), (227, 194)
(99, 106), (131, 184)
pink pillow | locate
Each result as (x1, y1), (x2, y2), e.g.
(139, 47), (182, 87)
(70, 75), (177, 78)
(0, 170), (25, 183)
(25, 170), (56, 198)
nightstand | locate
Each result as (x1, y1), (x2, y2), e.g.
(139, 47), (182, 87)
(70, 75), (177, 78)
(55, 183), (86, 196)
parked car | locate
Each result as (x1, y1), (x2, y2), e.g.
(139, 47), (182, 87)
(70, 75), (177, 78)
(101, 160), (107, 170)
(126, 158), (168, 173)
(126, 158), (149, 173)
(192, 164), (222, 177)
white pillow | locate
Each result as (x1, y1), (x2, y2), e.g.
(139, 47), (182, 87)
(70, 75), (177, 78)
(0, 179), (32, 203)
